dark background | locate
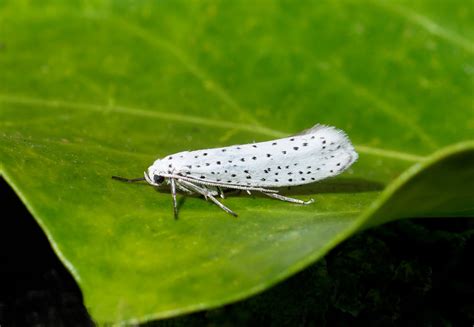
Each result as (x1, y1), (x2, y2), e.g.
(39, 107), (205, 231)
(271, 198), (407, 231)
(1, 177), (473, 326)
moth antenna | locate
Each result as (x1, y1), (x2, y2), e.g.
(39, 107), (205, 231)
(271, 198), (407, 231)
(112, 176), (146, 183)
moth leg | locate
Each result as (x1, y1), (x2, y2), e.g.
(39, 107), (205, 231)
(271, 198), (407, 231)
(262, 192), (314, 205)
(179, 180), (238, 217)
(217, 186), (225, 199)
(170, 178), (178, 219)
(206, 193), (237, 217)
(176, 182), (194, 194)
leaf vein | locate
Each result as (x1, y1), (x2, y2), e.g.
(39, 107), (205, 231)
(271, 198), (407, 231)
(315, 62), (438, 150)
(0, 93), (425, 162)
(109, 16), (263, 126)
(371, 0), (474, 54)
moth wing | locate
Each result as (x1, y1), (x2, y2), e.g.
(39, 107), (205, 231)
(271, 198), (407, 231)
(292, 124), (352, 145)
(292, 123), (326, 136)
(292, 124), (358, 170)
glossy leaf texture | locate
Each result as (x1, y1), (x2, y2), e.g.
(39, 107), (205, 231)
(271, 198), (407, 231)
(0, 0), (473, 324)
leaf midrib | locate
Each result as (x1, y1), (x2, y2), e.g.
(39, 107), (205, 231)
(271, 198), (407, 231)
(110, 15), (439, 151)
(0, 93), (425, 162)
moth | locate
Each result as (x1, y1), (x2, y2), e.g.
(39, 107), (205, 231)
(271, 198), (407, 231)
(113, 124), (358, 218)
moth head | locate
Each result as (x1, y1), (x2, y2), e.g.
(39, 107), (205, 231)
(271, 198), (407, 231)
(145, 164), (166, 187)
(144, 171), (165, 186)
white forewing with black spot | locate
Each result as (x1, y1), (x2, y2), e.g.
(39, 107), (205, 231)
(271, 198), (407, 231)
(148, 125), (357, 187)
(114, 124), (358, 218)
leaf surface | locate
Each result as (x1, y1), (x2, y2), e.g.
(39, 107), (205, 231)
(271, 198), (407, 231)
(0, 0), (473, 323)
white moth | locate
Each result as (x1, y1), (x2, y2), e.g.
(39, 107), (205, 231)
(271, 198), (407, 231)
(113, 124), (358, 218)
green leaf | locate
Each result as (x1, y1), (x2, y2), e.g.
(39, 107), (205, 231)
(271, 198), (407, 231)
(0, 0), (473, 324)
